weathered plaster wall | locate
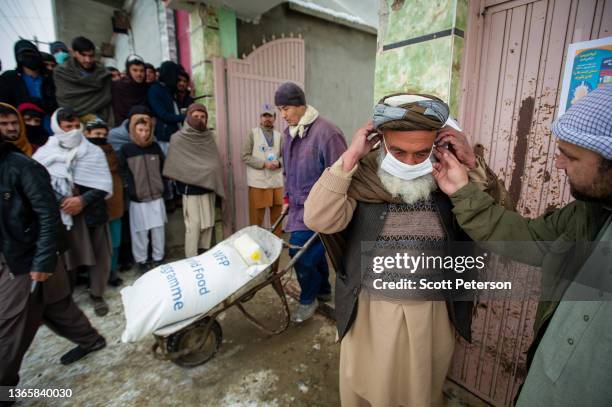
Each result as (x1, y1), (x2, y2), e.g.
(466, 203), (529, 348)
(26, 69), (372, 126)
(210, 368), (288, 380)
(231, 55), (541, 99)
(188, 5), (237, 130)
(54, 0), (115, 51)
(374, 0), (467, 116)
(111, 0), (167, 69)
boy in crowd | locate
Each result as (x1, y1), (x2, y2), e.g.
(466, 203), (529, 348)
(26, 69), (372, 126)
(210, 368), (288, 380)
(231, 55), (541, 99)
(84, 118), (125, 286)
(119, 114), (167, 272)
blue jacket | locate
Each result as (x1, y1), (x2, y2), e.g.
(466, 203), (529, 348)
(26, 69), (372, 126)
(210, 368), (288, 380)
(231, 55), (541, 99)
(108, 119), (130, 152)
(147, 82), (185, 143)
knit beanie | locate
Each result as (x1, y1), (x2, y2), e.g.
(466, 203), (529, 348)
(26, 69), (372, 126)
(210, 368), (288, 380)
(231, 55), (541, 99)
(274, 82), (306, 106)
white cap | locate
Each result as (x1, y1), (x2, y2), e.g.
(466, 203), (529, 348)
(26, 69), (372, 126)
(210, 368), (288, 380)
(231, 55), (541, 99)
(445, 117), (462, 131)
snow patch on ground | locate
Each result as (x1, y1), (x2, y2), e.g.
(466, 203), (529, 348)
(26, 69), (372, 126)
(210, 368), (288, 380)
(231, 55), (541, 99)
(314, 323), (337, 343)
(219, 369), (280, 406)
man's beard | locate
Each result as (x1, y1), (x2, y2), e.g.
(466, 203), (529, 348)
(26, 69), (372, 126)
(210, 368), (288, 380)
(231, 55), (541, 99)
(1, 132), (19, 141)
(377, 151), (437, 204)
(569, 180), (612, 205)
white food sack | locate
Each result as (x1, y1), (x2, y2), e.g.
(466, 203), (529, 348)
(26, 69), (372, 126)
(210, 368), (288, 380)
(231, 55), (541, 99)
(120, 226), (282, 342)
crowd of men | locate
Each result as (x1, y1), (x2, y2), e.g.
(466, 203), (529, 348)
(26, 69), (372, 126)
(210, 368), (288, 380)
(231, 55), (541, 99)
(0, 36), (221, 394)
(0, 33), (610, 407)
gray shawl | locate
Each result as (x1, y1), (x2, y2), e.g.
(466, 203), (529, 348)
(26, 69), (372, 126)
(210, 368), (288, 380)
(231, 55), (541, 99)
(53, 57), (112, 122)
(163, 124), (225, 198)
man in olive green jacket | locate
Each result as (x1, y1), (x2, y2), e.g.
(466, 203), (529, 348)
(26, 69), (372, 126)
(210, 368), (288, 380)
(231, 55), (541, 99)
(433, 85), (612, 406)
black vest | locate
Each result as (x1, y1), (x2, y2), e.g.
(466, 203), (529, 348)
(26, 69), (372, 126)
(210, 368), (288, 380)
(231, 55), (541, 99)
(332, 191), (474, 341)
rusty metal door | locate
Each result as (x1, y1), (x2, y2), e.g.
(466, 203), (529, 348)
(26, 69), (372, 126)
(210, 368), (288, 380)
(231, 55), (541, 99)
(213, 38), (305, 233)
(451, 0), (612, 405)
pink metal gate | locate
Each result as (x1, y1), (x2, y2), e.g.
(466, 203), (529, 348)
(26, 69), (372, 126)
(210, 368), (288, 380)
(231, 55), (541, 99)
(213, 38), (305, 233)
(452, 0), (612, 405)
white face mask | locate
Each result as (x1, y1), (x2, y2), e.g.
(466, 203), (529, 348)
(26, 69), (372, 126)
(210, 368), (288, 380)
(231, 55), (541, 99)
(380, 137), (433, 181)
(56, 128), (83, 149)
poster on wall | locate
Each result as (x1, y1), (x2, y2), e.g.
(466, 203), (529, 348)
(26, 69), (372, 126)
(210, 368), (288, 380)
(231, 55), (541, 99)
(558, 36), (612, 117)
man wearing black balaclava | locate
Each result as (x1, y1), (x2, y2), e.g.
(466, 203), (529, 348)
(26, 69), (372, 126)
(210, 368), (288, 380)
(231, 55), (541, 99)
(0, 40), (58, 135)
(18, 102), (49, 152)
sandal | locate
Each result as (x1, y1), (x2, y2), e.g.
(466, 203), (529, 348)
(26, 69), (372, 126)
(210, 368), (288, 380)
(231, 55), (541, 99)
(91, 295), (109, 317)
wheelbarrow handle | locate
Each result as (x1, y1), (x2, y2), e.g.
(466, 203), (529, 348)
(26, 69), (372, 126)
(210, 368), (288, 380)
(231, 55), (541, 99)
(269, 208), (289, 233)
(279, 231), (319, 274)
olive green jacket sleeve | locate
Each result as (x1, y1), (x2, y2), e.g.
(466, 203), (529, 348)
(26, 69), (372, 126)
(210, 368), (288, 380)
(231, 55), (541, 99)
(449, 182), (579, 265)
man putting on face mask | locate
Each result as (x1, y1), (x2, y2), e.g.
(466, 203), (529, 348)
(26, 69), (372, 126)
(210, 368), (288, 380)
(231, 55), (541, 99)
(304, 93), (509, 407)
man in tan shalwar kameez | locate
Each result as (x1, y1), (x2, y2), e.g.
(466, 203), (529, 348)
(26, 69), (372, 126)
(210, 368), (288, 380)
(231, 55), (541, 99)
(304, 93), (513, 407)
(164, 103), (225, 257)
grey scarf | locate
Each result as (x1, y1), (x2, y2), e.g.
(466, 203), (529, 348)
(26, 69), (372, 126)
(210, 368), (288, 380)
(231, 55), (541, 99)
(163, 124), (225, 198)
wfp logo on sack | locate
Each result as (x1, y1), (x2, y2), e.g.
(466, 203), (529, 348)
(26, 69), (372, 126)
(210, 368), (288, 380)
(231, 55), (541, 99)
(212, 250), (231, 267)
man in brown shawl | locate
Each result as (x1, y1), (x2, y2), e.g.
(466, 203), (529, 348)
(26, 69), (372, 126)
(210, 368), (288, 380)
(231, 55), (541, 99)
(304, 93), (512, 407)
(163, 103), (225, 257)
(53, 37), (112, 124)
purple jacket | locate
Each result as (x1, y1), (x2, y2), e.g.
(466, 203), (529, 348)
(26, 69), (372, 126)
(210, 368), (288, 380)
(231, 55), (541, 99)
(282, 115), (347, 232)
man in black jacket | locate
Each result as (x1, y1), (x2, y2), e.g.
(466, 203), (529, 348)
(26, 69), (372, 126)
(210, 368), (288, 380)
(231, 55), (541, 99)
(0, 139), (105, 395)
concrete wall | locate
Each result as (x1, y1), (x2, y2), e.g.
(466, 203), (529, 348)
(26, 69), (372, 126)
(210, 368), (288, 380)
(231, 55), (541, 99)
(187, 4), (224, 130)
(237, 4), (377, 139)
(112, 0), (175, 70)
(54, 0), (115, 50)
(54, 0), (173, 69)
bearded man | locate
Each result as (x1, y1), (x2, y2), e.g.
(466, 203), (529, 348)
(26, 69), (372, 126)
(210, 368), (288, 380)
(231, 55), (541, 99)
(163, 103), (225, 257)
(304, 93), (510, 407)
(242, 104), (284, 235)
(0, 103), (33, 156)
(433, 85), (612, 406)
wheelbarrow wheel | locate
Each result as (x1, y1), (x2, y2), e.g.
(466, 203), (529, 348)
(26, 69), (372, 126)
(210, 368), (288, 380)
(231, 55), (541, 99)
(166, 317), (223, 368)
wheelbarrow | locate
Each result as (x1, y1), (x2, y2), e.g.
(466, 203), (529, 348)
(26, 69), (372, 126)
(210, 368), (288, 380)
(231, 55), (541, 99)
(150, 211), (319, 368)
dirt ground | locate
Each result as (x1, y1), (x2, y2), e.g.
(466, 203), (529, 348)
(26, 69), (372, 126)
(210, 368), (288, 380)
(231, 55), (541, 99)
(18, 269), (340, 406)
(16, 241), (489, 407)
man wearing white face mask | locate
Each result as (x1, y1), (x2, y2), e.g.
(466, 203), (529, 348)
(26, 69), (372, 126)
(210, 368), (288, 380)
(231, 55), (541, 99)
(304, 93), (511, 407)
(34, 108), (114, 317)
